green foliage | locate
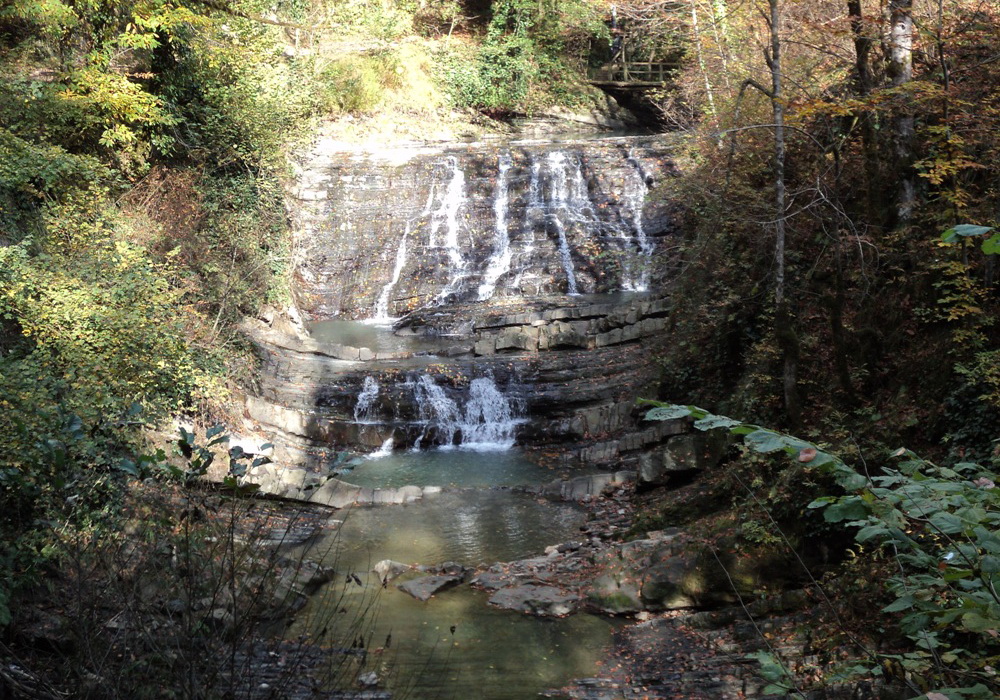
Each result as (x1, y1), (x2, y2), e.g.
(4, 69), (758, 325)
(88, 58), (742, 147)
(1, 238), (204, 421)
(315, 52), (403, 114)
(815, 452), (1000, 695)
(437, 0), (607, 112)
(644, 402), (1000, 696)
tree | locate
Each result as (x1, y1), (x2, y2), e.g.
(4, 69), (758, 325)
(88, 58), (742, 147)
(887, 0), (915, 222)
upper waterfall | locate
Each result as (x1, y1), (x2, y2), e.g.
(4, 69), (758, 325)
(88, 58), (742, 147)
(291, 134), (679, 319)
(478, 153), (514, 300)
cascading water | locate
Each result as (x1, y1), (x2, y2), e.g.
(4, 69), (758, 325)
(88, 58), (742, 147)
(293, 136), (674, 316)
(622, 150), (654, 291)
(460, 377), (520, 449)
(371, 222), (409, 322)
(430, 157), (469, 303)
(411, 374), (522, 450)
(478, 153), (513, 300)
(512, 158), (543, 291)
(412, 374), (464, 448)
(353, 375), (381, 423)
(546, 152), (581, 295)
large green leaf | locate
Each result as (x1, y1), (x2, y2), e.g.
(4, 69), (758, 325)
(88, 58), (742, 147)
(693, 414), (742, 431)
(744, 429), (812, 454)
(644, 405), (692, 421)
(982, 234), (1000, 255)
(941, 224), (994, 243)
(824, 496), (870, 522)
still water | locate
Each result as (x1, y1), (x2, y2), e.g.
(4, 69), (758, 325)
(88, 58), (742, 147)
(294, 482), (614, 698)
(344, 448), (564, 489)
(307, 319), (441, 354)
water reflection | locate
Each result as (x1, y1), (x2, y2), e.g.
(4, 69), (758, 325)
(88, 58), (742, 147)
(294, 491), (613, 699)
(320, 491), (584, 567)
(347, 448), (563, 489)
(307, 319), (440, 354)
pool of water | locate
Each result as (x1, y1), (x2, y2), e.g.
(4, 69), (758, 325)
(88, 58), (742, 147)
(296, 583), (614, 700)
(344, 448), (564, 489)
(307, 319), (442, 354)
(291, 490), (612, 698)
(316, 490), (585, 569)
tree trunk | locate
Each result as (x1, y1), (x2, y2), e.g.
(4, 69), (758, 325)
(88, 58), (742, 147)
(690, 0), (718, 123)
(767, 0), (800, 427)
(847, 0), (884, 226)
(888, 0), (916, 223)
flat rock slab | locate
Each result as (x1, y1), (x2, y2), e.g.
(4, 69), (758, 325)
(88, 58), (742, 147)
(397, 575), (462, 602)
(488, 584), (580, 617)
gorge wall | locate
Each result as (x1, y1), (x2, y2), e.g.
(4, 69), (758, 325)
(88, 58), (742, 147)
(289, 134), (679, 318)
(246, 128), (689, 473)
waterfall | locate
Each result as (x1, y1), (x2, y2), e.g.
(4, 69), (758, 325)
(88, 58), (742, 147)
(371, 222), (409, 322)
(546, 152), (580, 295)
(513, 158), (543, 291)
(623, 151), (654, 292)
(460, 377), (520, 450)
(525, 158), (542, 255)
(429, 157), (469, 303)
(478, 153), (513, 300)
(412, 374), (464, 448)
(354, 376), (380, 423)
(411, 374), (522, 450)
(368, 436), (394, 459)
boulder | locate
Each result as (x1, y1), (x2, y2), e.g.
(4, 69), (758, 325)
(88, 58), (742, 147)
(488, 584), (580, 617)
(397, 575), (462, 602)
(637, 431), (731, 488)
(373, 560), (412, 582)
(584, 574), (644, 614)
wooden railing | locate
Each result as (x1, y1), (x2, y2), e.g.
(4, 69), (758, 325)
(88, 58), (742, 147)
(589, 60), (675, 85)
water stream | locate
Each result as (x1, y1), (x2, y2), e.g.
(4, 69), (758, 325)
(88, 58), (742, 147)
(280, 131), (677, 697)
(295, 490), (613, 699)
(372, 222), (409, 322)
(432, 157), (469, 304)
(546, 152), (581, 295)
(477, 153), (513, 301)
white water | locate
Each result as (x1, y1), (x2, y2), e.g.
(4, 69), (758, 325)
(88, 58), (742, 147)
(367, 436), (395, 459)
(412, 374), (464, 448)
(411, 374), (522, 450)
(546, 152), (580, 295)
(429, 157), (468, 303)
(478, 153), (513, 300)
(512, 158), (543, 290)
(353, 375), (380, 423)
(371, 222), (409, 322)
(525, 158), (542, 256)
(622, 151), (654, 291)
(460, 377), (520, 449)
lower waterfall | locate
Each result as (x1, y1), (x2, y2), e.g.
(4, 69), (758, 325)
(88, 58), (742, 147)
(411, 374), (522, 450)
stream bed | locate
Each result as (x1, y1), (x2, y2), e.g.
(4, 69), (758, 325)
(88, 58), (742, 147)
(291, 452), (616, 699)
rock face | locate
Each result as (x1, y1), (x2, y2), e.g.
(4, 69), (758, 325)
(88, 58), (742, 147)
(246, 131), (689, 476)
(289, 135), (680, 319)
(246, 295), (692, 470)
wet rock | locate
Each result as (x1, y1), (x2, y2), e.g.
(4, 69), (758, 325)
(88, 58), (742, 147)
(488, 584), (580, 617)
(373, 559), (412, 582)
(419, 561), (471, 577)
(470, 568), (521, 591)
(397, 574), (462, 601)
(540, 471), (635, 501)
